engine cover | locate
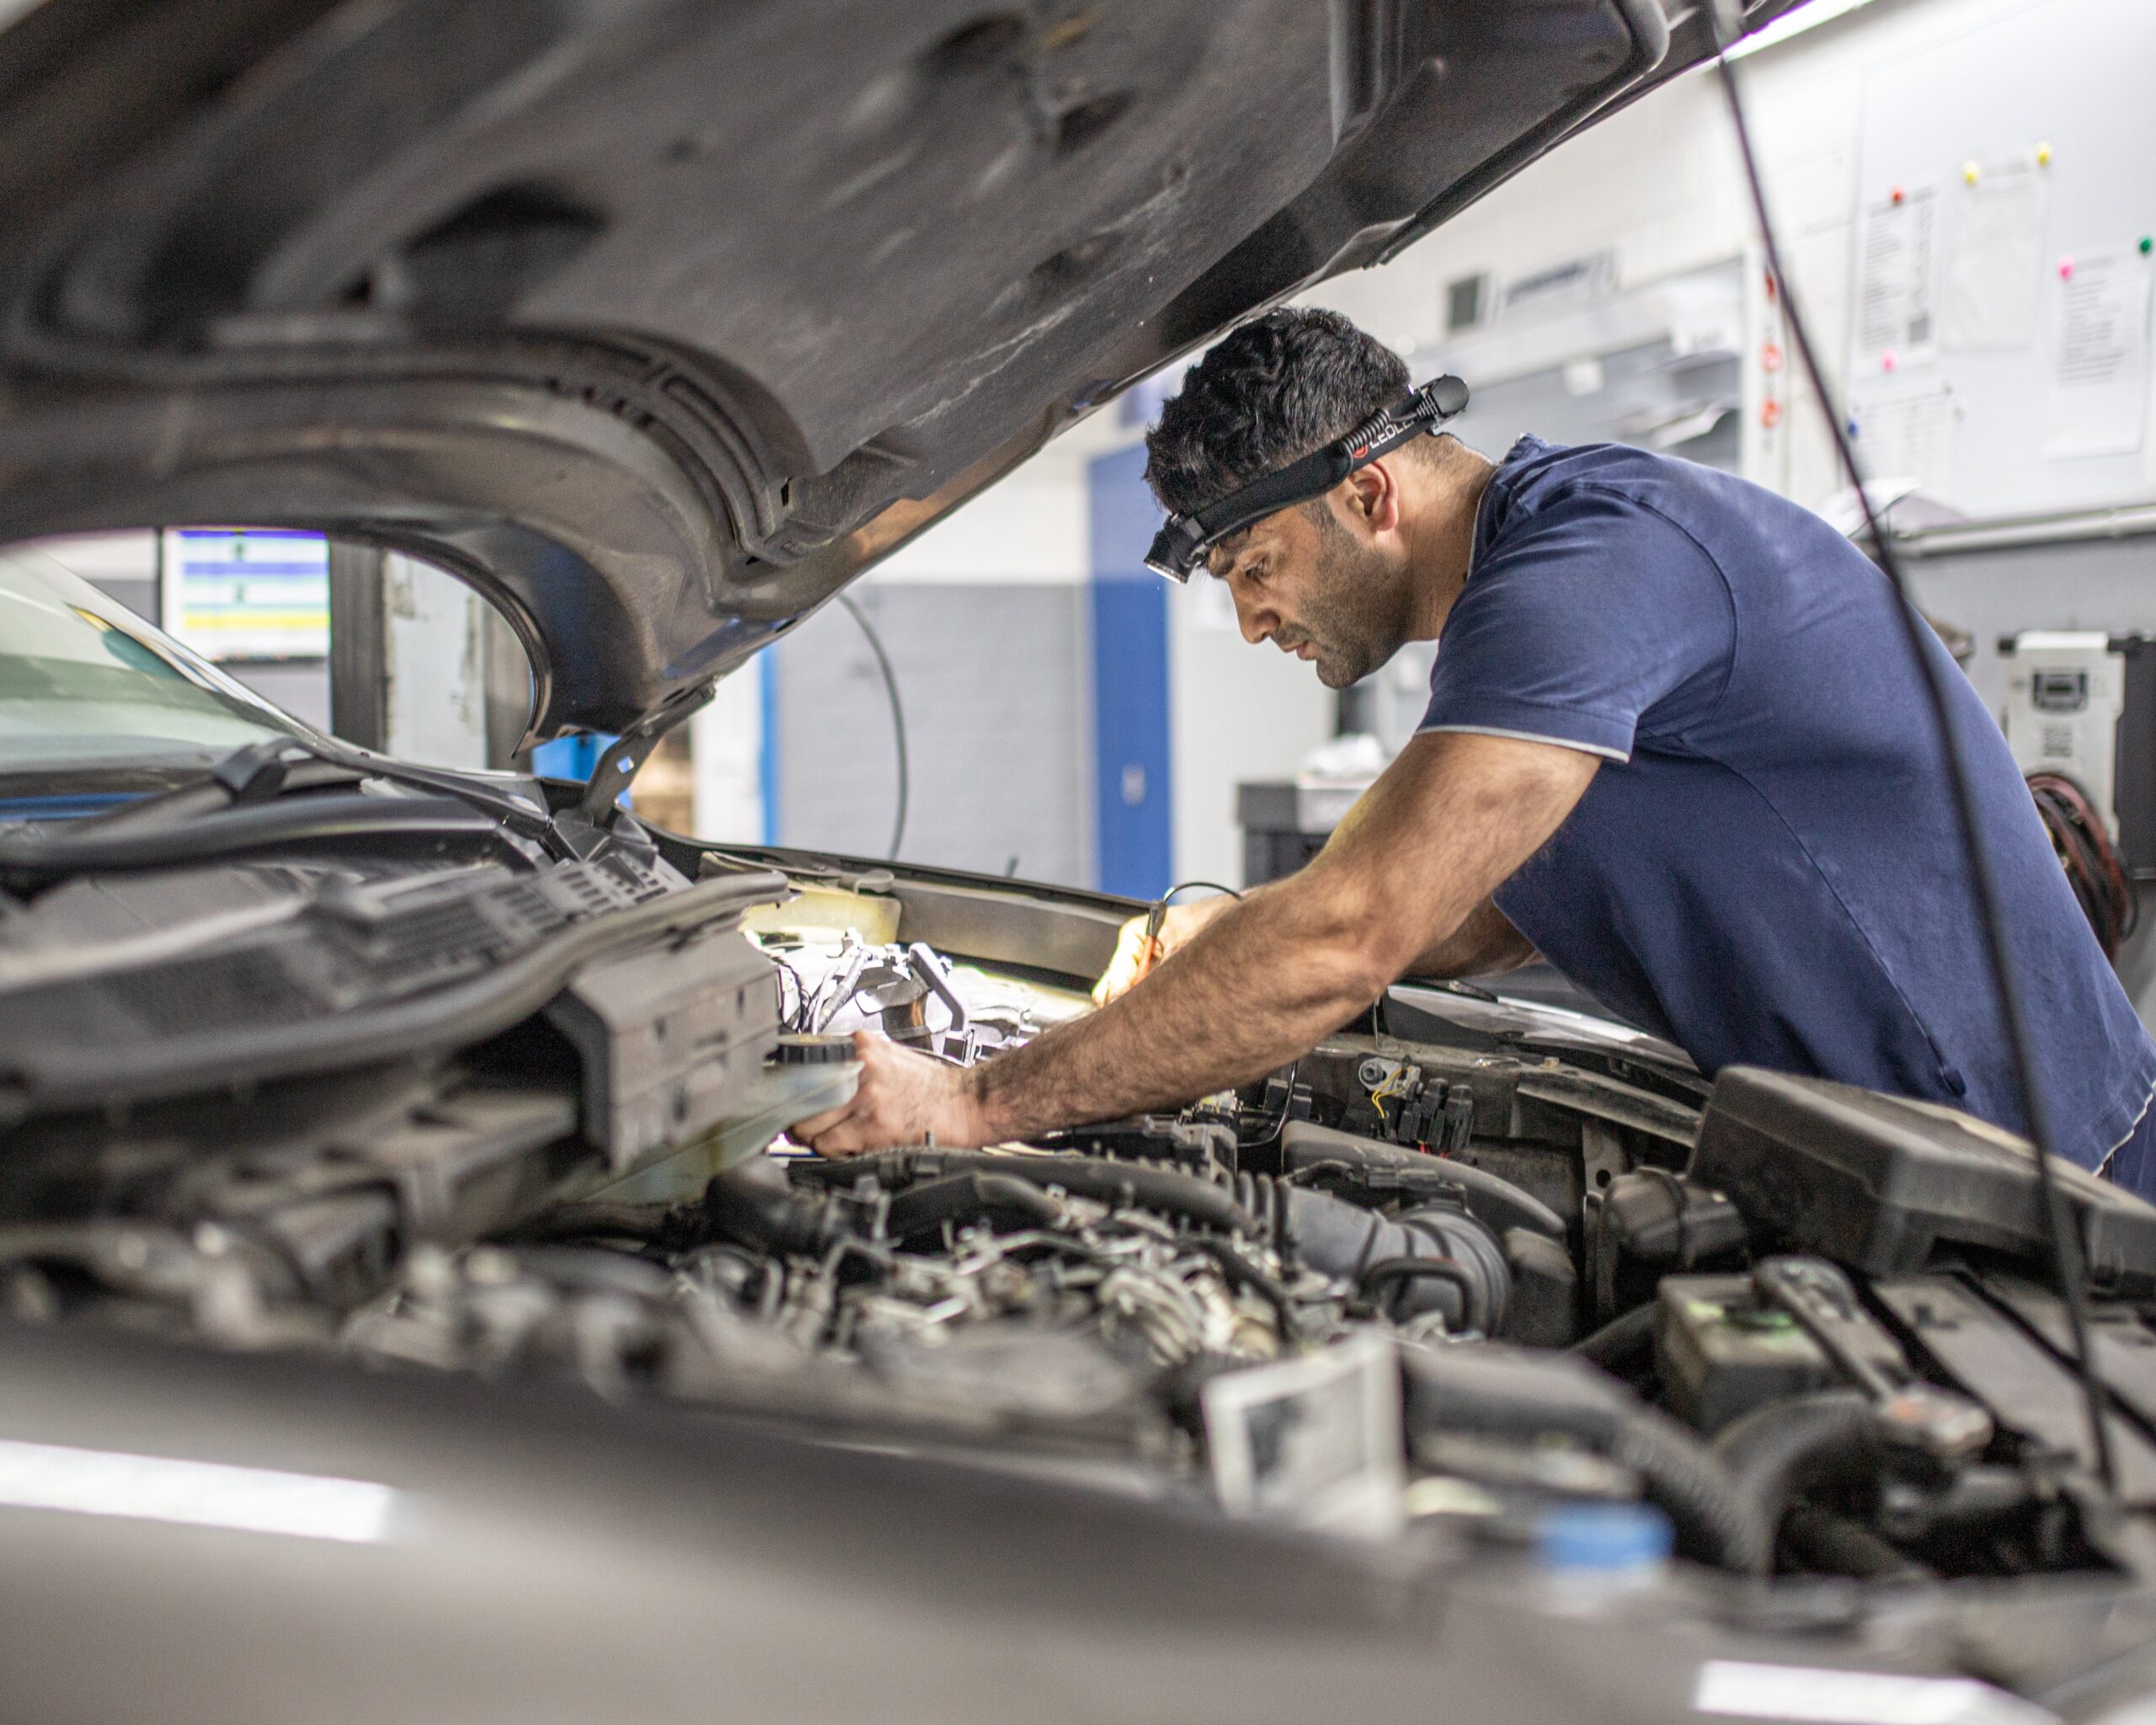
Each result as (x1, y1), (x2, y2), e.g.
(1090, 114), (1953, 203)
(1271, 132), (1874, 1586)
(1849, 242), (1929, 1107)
(1690, 1066), (2156, 1294)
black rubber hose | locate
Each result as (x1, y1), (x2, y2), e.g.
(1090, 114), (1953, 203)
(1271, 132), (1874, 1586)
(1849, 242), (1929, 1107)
(881, 1172), (1061, 1242)
(1610, 1405), (1774, 1576)
(1712, 1391), (1881, 1551)
(1186, 1236), (1302, 1339)
(1283, 1185), (1509, 1331)
(1278, 1122), (1566, 1240)
(705, 1157), (839, 1257)
(1781, 1506), (1932, 1583)
(797, 1150), (1262, 1238)
(500, 1200), (680, 1246)
(1571, 1303), (1657, 1375)
(1361, 1256), (1484, 1330)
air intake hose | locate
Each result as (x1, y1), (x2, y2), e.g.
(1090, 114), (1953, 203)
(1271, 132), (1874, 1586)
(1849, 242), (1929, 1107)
(1282, 1186), (1510, 1334)
(880, 1172), (1063, 1242)
(1402, 1343), (1773, 1573)
(703, 1156), (843, 1257)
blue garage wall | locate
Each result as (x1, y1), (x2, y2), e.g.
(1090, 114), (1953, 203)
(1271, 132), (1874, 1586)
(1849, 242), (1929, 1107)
(1087, 446), (1171, 898)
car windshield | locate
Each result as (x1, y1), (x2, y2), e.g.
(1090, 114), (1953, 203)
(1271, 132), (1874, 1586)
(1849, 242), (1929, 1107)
(0, 544), (305, 781)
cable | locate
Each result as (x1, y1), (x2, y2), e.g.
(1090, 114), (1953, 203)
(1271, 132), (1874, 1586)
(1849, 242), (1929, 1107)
(770, 952), (810, 1031)
(1140, 879), (1246, 971)
(1236, 1060), (1301, 1148)
(835, 593), (908, 862)
(1160, 880), (1244, 903)
(1708, 4), (2117, 1492)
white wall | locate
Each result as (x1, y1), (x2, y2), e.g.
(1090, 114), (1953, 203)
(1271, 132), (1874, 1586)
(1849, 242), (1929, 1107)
(691, 663), (766, 843)
(26, 531), (157, 587)
(870, 450), (1094, 585)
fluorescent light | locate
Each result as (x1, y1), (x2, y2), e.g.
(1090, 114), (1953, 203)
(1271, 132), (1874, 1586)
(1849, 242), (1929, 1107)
(1723, 0), (1882, 60)
(1696, 1661), (2055, 1725)
(0, 1438), (398, 1544)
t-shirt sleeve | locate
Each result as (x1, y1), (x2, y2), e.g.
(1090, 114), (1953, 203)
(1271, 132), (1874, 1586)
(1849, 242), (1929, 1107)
(1419, 484), (1737, 762)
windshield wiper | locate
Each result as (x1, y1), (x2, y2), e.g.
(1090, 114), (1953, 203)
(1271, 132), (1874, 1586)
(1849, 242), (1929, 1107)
(0, 739), (563, 885)
(0, 791), (497, 882)
(19, 739), (555, 844)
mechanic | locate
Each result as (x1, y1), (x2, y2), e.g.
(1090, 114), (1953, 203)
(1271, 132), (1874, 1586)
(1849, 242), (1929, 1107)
(791, 307), (2156, 1197)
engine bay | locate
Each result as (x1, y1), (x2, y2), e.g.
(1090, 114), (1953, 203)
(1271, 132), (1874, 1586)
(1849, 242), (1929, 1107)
(8, 845), (2156, 1593)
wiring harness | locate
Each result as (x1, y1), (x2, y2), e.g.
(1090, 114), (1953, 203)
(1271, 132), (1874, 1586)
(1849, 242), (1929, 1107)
(2027, 772), (2138, 959)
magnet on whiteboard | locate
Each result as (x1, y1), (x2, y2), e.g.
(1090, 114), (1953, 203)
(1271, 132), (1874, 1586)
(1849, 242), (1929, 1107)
(1889, 185), (1905, 205)
(1962, 161), (1980, 185)
(2036, 141), (2052, 166)
(1760, 399), (1783, 430)
(2058, 254), (2076, 280)
(1881, 349), (1898, 373)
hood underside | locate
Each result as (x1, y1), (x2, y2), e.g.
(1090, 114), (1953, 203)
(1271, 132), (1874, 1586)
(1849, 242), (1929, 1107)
(0, 0), (1795, 740)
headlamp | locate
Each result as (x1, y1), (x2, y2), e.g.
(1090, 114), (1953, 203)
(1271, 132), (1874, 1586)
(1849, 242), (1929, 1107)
(1144, 374), (1469, 581)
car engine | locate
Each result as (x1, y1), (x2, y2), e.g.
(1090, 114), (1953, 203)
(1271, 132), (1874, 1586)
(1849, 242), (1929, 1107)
(327, 917), (2156, 1578)
(8, 846), (2156, 1587)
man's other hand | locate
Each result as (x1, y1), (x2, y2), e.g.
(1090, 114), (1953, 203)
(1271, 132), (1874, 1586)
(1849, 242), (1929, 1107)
(787, 1031), (990, 1157)
(1091, 895), (1236, 1005)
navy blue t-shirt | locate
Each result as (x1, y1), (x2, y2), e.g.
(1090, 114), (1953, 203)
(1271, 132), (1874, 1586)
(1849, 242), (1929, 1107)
(1422, 436), (2156, 1178)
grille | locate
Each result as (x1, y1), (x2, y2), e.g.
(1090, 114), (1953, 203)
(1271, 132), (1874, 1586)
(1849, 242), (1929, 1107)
(104, 947), (323, 1036)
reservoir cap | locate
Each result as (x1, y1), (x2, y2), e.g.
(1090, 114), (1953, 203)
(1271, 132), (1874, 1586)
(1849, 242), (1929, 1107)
(1534, 1502), (1673, 1575)
(771, 1033), (858, 1065)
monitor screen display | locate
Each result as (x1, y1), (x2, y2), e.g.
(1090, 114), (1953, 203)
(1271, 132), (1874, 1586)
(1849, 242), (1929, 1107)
(158, 527), (329, 662)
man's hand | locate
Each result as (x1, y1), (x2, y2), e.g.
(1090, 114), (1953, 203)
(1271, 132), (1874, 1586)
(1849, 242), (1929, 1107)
(787, 1031), (990, 1157)
(1092, 895), (1236, 1004)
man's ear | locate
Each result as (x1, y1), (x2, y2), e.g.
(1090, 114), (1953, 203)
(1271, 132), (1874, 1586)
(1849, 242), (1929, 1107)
(1343, 460), (1402, 537)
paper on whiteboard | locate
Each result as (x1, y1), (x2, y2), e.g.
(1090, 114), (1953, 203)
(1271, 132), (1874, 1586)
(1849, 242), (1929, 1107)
(2042, 253), (2153, 458)
(1856, 187), (1940, 367)
(1849, 379), (1960, 499)
(1941, 168), (2046, 351)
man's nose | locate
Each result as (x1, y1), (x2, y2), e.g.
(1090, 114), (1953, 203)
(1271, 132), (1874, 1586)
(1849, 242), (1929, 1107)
(1233, 592), (1275, 647)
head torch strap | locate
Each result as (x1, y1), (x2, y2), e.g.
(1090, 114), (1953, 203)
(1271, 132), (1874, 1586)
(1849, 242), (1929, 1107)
(1145, 374), (1468, 579)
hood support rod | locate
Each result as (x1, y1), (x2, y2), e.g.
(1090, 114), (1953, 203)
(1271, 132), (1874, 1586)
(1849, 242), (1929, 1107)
(576, 684), (716, 823)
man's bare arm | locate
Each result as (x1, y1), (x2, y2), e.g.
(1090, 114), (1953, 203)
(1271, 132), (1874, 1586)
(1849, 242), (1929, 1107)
(1400, 896), (1538, 980)
(962, 731), (1596, 1143)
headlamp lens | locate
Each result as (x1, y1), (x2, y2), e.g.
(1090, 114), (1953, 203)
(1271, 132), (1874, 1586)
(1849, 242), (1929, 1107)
(1145, 525), (1197, 582)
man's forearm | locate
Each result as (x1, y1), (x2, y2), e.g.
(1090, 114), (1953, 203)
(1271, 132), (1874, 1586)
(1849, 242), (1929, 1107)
(965, 731), (1595, 1146)
(969, 880), (1399, 1142)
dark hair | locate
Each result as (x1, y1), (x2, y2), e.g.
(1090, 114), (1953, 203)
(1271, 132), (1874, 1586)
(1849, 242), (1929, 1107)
(1143, 307), (1411, 515)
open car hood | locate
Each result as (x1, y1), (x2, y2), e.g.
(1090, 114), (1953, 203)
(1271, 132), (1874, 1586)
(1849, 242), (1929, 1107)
(0, 0), (1797, 743)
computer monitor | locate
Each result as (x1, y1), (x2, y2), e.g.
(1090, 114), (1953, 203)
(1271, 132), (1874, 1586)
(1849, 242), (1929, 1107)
(157, 527), (329, 662)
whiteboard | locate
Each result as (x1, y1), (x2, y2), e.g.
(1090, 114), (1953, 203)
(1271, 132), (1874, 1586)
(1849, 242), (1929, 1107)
(1850, 0), (2156, 519)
